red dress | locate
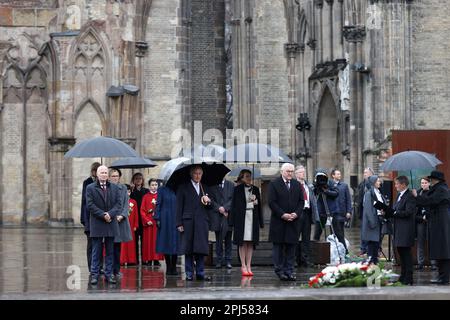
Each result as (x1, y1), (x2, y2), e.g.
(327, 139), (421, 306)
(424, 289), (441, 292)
(120, 199), (139, 264)
(140, 192), (164, 262)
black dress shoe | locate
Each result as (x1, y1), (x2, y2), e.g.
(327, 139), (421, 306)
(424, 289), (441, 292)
(286, 274), (297, 281)
(226, 262), (232, 269)
(185, 275), (194, 281)
(153, 260), (161, 267)
(215, 263), (222, 269)
(278, 274), (289, 281)
(90, 277), (99, 285)
(415, 264), (424, 270)
(106, 276), (117, 284)
(430, 279), (449, 285)
(196, 275), (211, 281)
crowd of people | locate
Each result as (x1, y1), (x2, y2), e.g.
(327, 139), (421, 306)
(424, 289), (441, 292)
(80, 161), (450, 286)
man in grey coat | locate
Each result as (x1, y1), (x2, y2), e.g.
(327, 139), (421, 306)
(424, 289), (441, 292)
(413, 170), (450, 285)
(109, 168), (133, 278)
(86, 165), (122, 285)
(209, 179), (234, 269)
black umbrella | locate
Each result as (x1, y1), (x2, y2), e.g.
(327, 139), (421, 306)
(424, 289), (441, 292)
(165, 159), (230, 191)
(110, 157), (157, 169)
(64, 136), (139, 158)
(220, 143), (292, 163)
(228, 166), (262, 179)
(179, 144), (226, 161)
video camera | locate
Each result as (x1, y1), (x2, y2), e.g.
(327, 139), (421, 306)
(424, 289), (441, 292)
(314, 172), (329, 188)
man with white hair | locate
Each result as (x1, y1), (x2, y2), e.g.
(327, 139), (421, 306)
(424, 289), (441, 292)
(86, 165), (122, 285)
(268, 163), (304, 281)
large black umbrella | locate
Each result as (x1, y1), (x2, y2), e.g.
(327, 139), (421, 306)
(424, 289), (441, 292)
(380, 150), (442, 188)
(110, 157), (157, 169)
(64, 136), (139, 158)
(179, 144), (226, 161)
(163, 158), (230, 191)
(220, 143), (292, 163)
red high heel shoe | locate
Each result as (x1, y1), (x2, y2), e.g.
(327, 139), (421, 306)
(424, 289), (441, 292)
(241, 267), (249, 276)
(247, 269), (254, 276)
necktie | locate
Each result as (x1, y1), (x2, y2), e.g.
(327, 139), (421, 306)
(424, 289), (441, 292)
(300, 183), (308, 201)
(101, 184), (107, 199)
(286, 180), (290, 190)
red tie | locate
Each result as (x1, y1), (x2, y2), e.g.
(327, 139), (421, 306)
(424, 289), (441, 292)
(300, 183), (308, 201)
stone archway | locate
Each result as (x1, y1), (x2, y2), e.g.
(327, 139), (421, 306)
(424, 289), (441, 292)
(315, 88), (341, 173)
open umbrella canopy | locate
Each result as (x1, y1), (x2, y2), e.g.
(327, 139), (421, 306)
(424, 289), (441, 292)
(162, 158), (230, 191)
(228, 166), (262, 178)
(220, 143), (292, 163)
(178, 144), (226, 161)
(64, 136), (139, 158)
(110, 157), (157, 169)
(380, 150), (442, 172)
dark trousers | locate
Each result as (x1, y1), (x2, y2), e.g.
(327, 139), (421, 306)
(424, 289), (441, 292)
(332, 218), (347, 253)
(91, 237), (114, 278)
(84, 231), (92, 272)
(297, 209), (312, 265)
(135, 228), (143, 264)
(273, 243), (296, 277)
(397, 246), (413, 284)
(215, 230), (233, 264)
(436, 259), (450, 282)
(367, 241), (379, 264)
(113, 242), (121, 275)
(313, 215), (328, 240)
(165, 254), (178, 274)
(185, 254), (206, 277)
(416, 222), (427, 265)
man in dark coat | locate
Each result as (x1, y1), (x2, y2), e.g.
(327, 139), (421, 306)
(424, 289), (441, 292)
(209, 179), (234, 269)
(86, 165), (122, 285)
(391, 176), (416, 285)
(176, 165), (212, 281)
(268, 163), (304, 281)
(413, 170), (450, 285)
(80, 162), (101, 272)
(331, 169), (352, 254)
(356, 167), (375, 255)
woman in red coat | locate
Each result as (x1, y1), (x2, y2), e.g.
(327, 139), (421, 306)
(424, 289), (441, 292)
(140, 179), (164, 266)
(120, 184), (139, 265)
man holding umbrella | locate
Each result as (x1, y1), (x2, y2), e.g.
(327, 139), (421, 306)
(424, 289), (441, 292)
(412, 170), (450, 285)
(176, 165), (213, 281)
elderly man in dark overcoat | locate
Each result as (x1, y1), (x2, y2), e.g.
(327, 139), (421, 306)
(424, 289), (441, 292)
(268, 163), (304, 281)
(176, 165), (213, 281)
(86, 165), (122, 285)
(413, 170), (450, 285)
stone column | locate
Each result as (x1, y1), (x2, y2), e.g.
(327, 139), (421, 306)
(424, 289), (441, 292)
(285, 42), (299, 162)
(333, 0), (344, 60)
(315, 0), (324, 64)
(48, 137), (76, 227)
(343, 25), (366, 178)
(323, 0), (333, 62)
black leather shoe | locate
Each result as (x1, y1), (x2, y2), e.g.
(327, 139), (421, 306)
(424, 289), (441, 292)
(106, 276), (117, 284)
(286, 274), (297, 281)
(215, 263), (222, 269)
(226, 262), (232, 269)
(185, 274), (194, 281)
(430, 279), (449, 285)
(196, 275), (211, 281)
(278, 274), (289, 281)
(415, 264), (424, 270)
(90, 277), (99, 285)
(153, 260), (161, 267)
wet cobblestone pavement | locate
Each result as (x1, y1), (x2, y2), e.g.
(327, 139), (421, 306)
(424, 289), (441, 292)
(1, 227), (449, 300)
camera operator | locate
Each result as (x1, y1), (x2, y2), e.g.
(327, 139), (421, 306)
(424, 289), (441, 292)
(312, 170), (339, 242)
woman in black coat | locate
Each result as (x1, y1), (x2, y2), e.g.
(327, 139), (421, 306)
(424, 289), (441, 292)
(230, 170), (264, 276)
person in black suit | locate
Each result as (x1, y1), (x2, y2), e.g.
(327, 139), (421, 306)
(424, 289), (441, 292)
(130, 172), (149, 265)
(86, 165), (122, 285)
(268, 163), (304, 281)
(413, 170), (450, 285)
(176, 165), (212, 281)
(210, 179), (235, 269)
(391, 176), (416, 285)
(230, 170), (264, 276)
(80, 162), (101, 273)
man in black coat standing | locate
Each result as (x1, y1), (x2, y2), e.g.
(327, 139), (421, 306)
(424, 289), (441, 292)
(391, 176), (416, 285)
(209, 179), (235, 269)
(268, 163), (304, 281)
(176, 165), (213, 281)
(86, 165), (122, 285)
(413, 170), (450, 285)
(80, 162), (101, 273)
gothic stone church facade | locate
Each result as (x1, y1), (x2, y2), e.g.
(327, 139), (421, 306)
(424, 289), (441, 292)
(0, 0), (448, 226)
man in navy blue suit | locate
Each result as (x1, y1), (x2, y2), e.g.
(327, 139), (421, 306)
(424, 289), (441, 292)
(176, 165), (212, 281)
(86, 165), (122, 285)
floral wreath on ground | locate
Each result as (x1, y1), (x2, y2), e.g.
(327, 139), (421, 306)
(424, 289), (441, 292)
(308, 262), (393, 288)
